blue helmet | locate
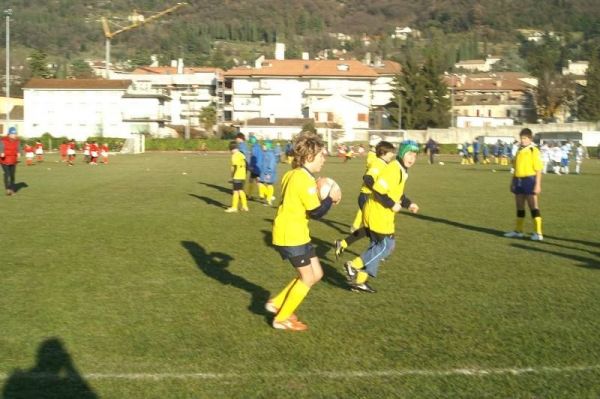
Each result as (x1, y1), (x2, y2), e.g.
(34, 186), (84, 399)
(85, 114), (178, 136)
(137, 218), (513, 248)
(397, 140), (419, 161)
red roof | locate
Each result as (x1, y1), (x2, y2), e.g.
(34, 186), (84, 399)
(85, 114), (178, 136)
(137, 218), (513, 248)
(225, 59), (378, 78)
(23, 78), (132, 90)
(371, 60), (402, 75)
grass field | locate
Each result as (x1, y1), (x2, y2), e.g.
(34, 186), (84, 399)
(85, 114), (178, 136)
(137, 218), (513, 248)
(1, 151), (599, 398)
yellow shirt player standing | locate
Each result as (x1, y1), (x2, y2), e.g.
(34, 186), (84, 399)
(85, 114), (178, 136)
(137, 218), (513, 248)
(343, 140), (420, 293)
(504, 128), (544, 240)
(225, 141), (249, 213)
(266, 132), (341, 331)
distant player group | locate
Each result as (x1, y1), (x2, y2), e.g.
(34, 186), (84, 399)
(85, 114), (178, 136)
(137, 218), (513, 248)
(223, 127), (546, 332)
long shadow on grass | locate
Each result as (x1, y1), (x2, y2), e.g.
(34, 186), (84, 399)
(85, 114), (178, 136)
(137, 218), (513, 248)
(198, 181), (232, 195)
(259, 229), (349, 289)
(1, 337), (98, 399)
(182, 241), (271, 317)
(511, 243), (600, 270)
(408, 213), (505, 236)
(13, 182), (29, 193)
(542, 235), (600, 249)
(188, 193), (228, 209)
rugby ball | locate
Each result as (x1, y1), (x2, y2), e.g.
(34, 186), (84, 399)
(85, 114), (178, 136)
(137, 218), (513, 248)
(317, 177), (341, 202)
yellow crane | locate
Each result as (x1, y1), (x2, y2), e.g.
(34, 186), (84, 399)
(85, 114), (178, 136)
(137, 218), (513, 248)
(101, 2), (188, 78)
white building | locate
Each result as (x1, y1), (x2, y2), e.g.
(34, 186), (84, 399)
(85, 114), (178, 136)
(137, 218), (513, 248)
(455, 56), (501, 72)
(223, 59), (378, 131)
(391, 26), (413, 40)
(562, 60), (589, 76)
(23, 78), (170, 140)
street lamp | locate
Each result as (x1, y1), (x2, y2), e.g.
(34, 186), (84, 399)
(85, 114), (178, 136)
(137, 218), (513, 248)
(4, 8), (12, 132)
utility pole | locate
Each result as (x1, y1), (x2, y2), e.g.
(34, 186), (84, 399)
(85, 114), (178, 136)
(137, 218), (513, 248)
(4, 8), (12, 132)
(398, 91), (402, 130)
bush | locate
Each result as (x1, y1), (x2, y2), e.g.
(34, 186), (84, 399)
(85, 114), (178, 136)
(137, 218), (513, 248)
(145, 138), (231, 151)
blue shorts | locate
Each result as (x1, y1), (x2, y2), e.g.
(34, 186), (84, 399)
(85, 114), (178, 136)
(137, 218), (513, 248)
(511, 176), (536, 195)
(274, 243), (316, 268)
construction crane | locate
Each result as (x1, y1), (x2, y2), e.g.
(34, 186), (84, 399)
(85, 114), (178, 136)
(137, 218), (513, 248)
(101, 2), (188, 78)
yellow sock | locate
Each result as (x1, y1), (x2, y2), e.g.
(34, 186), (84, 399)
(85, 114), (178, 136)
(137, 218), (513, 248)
(232, 192), (239, 209)
(239, 191), (248, 209)
(533, 217), (543, 235)
(258, 183), (266, 199)
(351, 257), (364, 269)
(266, 185), (274, 200)
(515, 217), (525, 233)
(351, 209), (363, 231)
(340, 240), (348, 250)
(356, 271), (369, 284)
(271, 278), (298, 309)
(274, 279), (310, 322)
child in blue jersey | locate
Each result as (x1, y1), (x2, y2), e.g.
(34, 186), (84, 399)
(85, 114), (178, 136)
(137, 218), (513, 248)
(259, 140), (278, 206)
(247, 135), (263, 199)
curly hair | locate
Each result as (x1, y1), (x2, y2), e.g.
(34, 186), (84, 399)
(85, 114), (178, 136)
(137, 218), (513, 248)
(291, 132), (325, 169)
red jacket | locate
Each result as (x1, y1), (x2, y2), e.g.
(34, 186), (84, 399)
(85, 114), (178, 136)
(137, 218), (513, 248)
(0, 136), (21, 165)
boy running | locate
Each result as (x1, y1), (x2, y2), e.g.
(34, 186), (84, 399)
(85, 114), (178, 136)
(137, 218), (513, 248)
(335, 140), (396, 258)
(343, 140), (420, 293)
(504, 128), (544, 241)
(267, 132), (341, 331)
(225, 141), (249, 213)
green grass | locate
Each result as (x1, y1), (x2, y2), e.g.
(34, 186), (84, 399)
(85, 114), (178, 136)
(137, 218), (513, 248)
(1, 153), (599, 398)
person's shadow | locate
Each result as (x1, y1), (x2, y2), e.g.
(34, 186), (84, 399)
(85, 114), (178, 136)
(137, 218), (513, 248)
(13, 182), (28, 194)
(188, 193), (228, 209)
(181, 241), (271, 318)
(198, 181), (232, 195)
(1, 337), (98, 399)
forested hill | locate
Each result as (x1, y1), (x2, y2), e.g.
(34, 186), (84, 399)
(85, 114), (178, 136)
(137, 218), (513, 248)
(3, 0), (600, 63)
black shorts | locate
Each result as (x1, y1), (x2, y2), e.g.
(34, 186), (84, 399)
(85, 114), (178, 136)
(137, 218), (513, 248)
(232, 179), (244, 191)
(275, 243), (316, 268)
(250, 172), (260, 179)
(511, 176), (536, 195)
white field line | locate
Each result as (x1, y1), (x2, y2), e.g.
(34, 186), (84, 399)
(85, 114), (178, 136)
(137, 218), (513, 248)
(0, 365), (599, 381)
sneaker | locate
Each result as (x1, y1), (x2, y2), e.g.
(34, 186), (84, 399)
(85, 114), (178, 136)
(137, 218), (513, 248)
(350, 282), (376, 293)
(224, 207), (238, 213)
(241, 207), (249, 212)
(264, 300), (297, 321)
(334, 239), (345, 259)
(503, 231), (525, 238)
(343, 261), (357, 282)
(530, 233), (544, 241)
(272, 318), (308, 331)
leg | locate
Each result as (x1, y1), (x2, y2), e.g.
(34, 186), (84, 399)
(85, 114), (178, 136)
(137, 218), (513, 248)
(526, 195), (543, 239)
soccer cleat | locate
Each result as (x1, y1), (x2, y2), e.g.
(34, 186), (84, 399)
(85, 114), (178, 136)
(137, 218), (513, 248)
(350, 282), (376, 293)
(272, 318), (308, 331)
(530, 233), (544, 241)
(224, 207), (238, 213)
(334, 240), (345, 259)
(241, 207), (249, 212)
(343, 261), (357, 282)
(503, 231), (525, 238)
(264, 300), (297, 321)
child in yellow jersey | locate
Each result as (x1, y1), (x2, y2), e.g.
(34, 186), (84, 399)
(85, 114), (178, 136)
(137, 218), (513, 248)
(266, 132), (341, 331)
(343, 140), (420, 293)
(334, 141), (396, 259)
(225, 141), (249, 213)
(504, 128), (544, 240)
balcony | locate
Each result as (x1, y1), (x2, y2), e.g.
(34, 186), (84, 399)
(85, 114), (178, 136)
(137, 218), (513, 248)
(304, 87), (334, 95)
(123, 88), (171, 101)
(252, 87), (280, 95)
(180, 91), (214, 101)
(122, 113), (171, 123)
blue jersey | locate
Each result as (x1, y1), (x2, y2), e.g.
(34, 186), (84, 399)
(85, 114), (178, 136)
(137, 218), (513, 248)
(238, 142), (250, 163)
(250, 143), (263, 175)
(274, 144), (281, 159)
(260, 149), (277, 184)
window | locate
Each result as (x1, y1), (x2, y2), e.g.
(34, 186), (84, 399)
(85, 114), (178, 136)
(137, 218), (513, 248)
(357, 113), (368, 122)
(488, 110), (492, 117)
(327, 112), (334, 122)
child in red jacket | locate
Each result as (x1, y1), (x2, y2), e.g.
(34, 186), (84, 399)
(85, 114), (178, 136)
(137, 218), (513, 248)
(24, 144), (35, 166)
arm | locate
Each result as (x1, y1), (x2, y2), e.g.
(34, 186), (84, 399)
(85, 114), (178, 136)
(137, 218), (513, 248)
(534, 169), (542, 194)
(362, 175), (375, 190)
(307, 197), (333, 219)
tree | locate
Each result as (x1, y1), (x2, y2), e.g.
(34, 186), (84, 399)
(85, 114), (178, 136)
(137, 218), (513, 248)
(579, 54), (600, 121)
(28, 49), (53, 79)
(199, 105), (217, 134)
(70, 59), (94, 79)
(535, 70), (572, 121)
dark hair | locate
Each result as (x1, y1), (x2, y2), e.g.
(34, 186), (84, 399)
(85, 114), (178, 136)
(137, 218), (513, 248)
(519, 128), (533, 138)
(375, 140), (395, 157)
(229, 141), (238, 151)
(235, 133), (246, 141)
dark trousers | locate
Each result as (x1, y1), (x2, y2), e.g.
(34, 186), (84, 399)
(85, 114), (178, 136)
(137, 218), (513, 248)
(2, 164), (16, 190)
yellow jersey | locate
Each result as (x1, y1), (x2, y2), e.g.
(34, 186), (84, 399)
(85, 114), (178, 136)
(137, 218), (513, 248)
(366, 150), (377, 170)
(360, 157), (388, 195)
(363, 160), (408, 235)
(231, 151), (246, 180)
(272, 167), (321, 246)
(514, 145), (543, 177)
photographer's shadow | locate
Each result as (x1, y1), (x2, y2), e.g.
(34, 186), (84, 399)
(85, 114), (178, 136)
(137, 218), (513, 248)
(2, 337), (98, 399)
(181, 241), (270, 317)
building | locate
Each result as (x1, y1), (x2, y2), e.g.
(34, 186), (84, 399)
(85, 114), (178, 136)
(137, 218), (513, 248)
(22, 78), (170, 140)
(0, 97), (24, 134)
(223, 58), (378, 133)
(445, 72), (537, 127)
(454, 56), (501, 73)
